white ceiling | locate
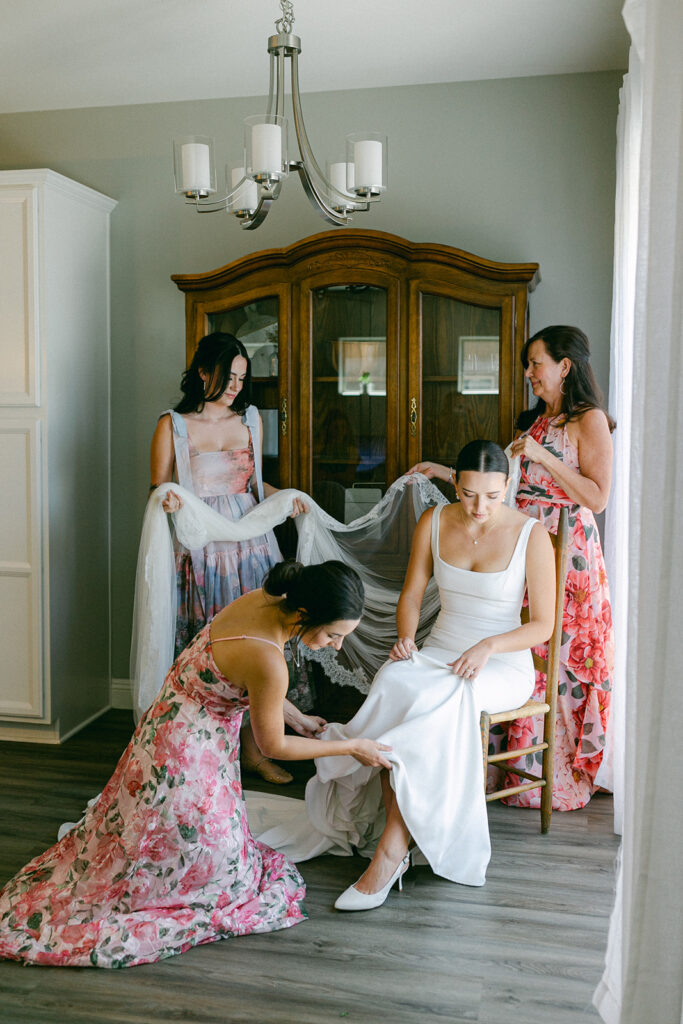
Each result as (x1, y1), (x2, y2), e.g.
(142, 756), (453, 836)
(0, 0), (630, 115)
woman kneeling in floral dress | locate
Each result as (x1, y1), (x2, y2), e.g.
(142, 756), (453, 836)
(0, 561), (390, 968)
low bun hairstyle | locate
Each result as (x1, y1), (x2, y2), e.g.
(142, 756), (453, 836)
(175, 332), (252, 415)
(454, 439), (509, 481)
(263, 560), (365, 630)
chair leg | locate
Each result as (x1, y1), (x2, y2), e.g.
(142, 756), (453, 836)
(480, 712), (490, 792)
(540, 722), (555, 834)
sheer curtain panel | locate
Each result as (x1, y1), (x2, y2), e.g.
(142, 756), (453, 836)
(594, 0), (683, 1021)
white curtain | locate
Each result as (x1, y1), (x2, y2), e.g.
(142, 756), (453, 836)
(600, 25), (643, 832)
(594, 0), (683, 1021)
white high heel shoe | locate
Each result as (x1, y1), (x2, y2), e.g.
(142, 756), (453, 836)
(334, 852), (411, 912)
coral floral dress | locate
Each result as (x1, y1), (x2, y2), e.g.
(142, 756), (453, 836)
(0, 626), (306, 968)
(503, 416), (614, 811)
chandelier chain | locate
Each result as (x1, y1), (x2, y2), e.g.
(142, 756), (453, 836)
(275, 0), (295, 34)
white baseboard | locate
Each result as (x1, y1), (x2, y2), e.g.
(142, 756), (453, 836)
(112, 678), (133, 710)
(0, 703), (110, 744)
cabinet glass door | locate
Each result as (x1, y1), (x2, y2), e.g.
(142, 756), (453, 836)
(311, 285), (387, 521)
(209, 296), (281, 486)
(421, 293), (501, 491)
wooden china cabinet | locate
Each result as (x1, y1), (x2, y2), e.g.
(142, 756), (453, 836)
(172, 230), (539, 520)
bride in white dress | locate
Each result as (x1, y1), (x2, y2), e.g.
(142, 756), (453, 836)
(257, 440), (556, 907)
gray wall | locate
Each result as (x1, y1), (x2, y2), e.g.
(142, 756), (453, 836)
(0, 70), (622, 676)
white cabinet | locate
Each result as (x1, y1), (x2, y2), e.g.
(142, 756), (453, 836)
(0, 170), (116, 742)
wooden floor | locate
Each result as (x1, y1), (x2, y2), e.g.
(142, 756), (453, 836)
(0, 710), (618, 1024)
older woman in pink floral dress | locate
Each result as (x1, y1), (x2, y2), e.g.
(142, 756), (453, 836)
(505, 325), (614, 811)
(0, 562), (391, 968)
(407, 325), (615, 812)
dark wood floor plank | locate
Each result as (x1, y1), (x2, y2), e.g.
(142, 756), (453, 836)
(0, 710), (618, 1023)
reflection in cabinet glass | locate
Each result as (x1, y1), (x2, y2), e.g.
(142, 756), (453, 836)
(312, 285), (387, 521)
(210, 296), (281, 487)
(421, 294), (500, 480)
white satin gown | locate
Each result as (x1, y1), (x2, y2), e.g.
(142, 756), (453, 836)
(253, 507), (537, 887)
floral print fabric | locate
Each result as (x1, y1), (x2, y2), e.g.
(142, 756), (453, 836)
(0, 626), (306, 968)
(502, 416), (614, 811)
(173, 441), (281, 656)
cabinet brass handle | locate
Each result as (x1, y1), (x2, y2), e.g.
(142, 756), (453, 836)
(409, 396), (418, 437)
(280, 396), (288, 437)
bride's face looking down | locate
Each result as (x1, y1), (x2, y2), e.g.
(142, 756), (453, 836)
(455, 470), (509, 524)
(299, 618), (361, 652)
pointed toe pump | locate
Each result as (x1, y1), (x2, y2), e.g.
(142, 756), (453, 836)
(334, 852), (410, 912)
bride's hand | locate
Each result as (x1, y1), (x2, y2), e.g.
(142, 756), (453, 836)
(449, 640), (493, 681)
(291, 713), (327, 738)
(389, 637), (418, 661)
(350, 738), (393, 770)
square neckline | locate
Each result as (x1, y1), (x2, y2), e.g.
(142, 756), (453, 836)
(434, 505), (532, 576)
(188, 440), (253, 456)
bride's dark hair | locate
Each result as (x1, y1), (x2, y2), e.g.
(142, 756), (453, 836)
(174, 332), (252, 415)
(263, 561), (365, 629)
(454, 440), (509, 481)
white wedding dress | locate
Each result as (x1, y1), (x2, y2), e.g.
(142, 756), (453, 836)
(254, 506), (537, 887)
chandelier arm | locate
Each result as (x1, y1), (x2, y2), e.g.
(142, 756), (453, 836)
(294, 164), (354, 226)
(276, 49), (286, 120)
(289, 52), (370, 211)
(186, 175), (282, 214)
(265, 53), (275, 119)
(240, 197), (274, 229)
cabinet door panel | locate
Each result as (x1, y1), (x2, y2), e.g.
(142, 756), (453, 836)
(408, 282), (516, 483)
(0, 188), (39, 406)
(305, 282), (395, 520)
(0, 419), (43, 717)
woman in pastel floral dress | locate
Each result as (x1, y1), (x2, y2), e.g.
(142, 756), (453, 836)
(408, 325), (615, 811)
(150, 332), (306, 784)
(0, 562), (390, 968)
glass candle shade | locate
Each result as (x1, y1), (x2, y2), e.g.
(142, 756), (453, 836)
(229, 166), (259, 214)
(173, 136), (217, 196)
(345, 132), (387, 195)
(326, 160), (355, 209)
(245, 115), (288, 183)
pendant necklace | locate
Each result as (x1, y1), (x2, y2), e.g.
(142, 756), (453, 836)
(458, 504), (498, 545)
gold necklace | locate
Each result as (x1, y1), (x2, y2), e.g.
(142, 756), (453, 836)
(457, 504), (498, 545)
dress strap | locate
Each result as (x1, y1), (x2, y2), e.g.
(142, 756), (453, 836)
(211, 633), (283, 653)
(430, 504), (443, 561)
(159, 408), (206, 617)
(242, 404), (265, 503)
(514, 516), (538, 564)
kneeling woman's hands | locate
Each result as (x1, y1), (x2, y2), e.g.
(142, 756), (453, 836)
(350, 738), (394, 770)
(449, 639), (493, 681)
(389, 637), (419, 661)
(291, 712), (327, 738)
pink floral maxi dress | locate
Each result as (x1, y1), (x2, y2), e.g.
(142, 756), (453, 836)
(503, 416), (614, 811)
(0, 626), (306, 968)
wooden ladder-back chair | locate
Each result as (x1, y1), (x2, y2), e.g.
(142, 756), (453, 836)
(480, 507), (570, 833)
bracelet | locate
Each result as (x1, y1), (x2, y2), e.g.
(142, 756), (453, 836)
(449, 467), (455, 487)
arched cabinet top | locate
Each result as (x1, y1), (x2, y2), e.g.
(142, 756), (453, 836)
(171, 229), (540, 294)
